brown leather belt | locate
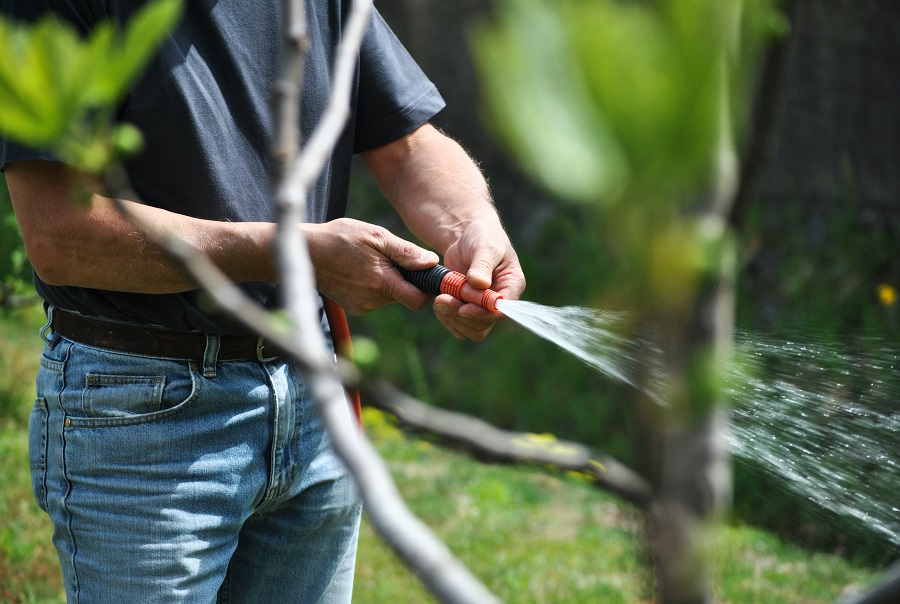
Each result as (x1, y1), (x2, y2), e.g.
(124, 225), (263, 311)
(51, 310), (287, 361)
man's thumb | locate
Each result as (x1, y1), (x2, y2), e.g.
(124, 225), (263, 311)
(466, 256), (495, 290)
(387, 236), (439, 270)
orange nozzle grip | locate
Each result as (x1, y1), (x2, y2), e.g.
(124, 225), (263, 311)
(396, 263), (503, 311)
(439, 271), (503, 312)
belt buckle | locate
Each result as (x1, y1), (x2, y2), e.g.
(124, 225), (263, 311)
(256, 336), (281, 362)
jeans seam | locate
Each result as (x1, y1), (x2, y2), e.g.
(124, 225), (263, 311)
(52, 342), (81, 603)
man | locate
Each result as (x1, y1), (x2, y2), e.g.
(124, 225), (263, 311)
(1, 0), (525, 602)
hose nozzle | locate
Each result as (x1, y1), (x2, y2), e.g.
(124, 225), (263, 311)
(397, 264), (503, 312)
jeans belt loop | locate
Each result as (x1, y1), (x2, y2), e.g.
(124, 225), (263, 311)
(203, 334), (220, 377)
(41, 306), (60, 348)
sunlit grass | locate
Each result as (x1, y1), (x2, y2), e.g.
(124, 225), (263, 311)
(358, 408), (883, 603)
(0, 304), (64, 603)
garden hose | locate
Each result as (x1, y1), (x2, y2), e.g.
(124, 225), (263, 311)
(397, 264), (503, 312)
(322, 297), (363, 426)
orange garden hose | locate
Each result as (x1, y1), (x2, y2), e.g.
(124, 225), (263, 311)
(323, 297), (363, 427)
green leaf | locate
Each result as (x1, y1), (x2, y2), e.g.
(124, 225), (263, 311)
(0, 0), (183, 165)
(92, 0), (184, 104)
(473, 0), (777, 209)
(471, 0), (628, 204)
(111, 122), (146, 159)
(0, 18), (70, 144)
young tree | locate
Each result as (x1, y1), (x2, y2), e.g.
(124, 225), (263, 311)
(472, 0), (785, 600)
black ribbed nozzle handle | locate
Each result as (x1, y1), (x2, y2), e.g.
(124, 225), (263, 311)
(396, 264), (451, 295)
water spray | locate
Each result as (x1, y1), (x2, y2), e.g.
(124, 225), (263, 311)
(397, 264), (503, 312)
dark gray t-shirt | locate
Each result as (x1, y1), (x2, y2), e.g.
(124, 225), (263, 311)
(0, 0), (445, 334)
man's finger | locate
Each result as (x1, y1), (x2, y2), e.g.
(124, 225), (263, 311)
(464, 251), (501, 290)
(381, 231), (439, 270)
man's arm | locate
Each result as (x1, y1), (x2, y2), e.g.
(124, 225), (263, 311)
(5, 160), (279, 293)
(5, 160), (438, 313)
(362, 123), (526, 341)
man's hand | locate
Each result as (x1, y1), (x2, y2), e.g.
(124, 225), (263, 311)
(304, 217), (439, 315)
(361, 123), (526, 341)
(434, 218), (525, 341)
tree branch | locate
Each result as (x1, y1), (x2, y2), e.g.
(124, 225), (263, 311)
(271, 1), (497, 601)
(728, 0), (799, 230)
(286, 0), (373, 196)
(101, 0), (502, 600)
(364, 380), (653, 509)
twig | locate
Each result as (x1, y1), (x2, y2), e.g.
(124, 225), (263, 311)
(728, 0), (799, 230)
(270, 1), (500, 602)
(286, 0), (373, 198)
(365, 380), (653, 508)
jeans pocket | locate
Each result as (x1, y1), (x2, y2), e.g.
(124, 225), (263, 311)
(82, 374), (167, 418)
(28, 397), (49, 512)
(67, 356), (201, 428)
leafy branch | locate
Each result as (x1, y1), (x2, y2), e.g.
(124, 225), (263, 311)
(0, 0), (182, 171)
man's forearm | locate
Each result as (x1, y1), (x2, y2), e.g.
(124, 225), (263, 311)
(36, 195), (277, 294)
(361, 123), (502, 257)
(6, 160), (278, 294)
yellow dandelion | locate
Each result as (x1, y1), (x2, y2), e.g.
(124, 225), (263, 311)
(877, 283), (897, 307)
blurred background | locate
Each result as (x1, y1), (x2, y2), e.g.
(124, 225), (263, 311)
(0, 1), (897, 597)
(345, 0), (899, 564)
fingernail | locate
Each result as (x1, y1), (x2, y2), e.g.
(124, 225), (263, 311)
(435, 304), (449, 317)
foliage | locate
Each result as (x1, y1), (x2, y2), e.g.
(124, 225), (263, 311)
(738, 201), (899, 338)
(0, 304), (59, 603)
(0, 0), (184, 301)
(0, 176), (32, 306)
(0, 0), (183, 171)
(471, 0), (787, 340)
(471, 0), (786, 208)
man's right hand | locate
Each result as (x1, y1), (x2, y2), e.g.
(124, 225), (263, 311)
(303, 217), (439, 315)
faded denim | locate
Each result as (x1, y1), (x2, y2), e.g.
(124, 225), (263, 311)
(29, 317), (361, 603)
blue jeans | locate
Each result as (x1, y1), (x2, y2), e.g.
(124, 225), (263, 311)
(29, 315), (362, 603)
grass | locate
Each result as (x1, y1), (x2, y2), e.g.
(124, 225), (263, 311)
(0, 304), (64, 603)
(0, 305), (888, 603)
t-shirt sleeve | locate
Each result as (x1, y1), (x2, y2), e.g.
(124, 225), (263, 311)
(352, 8), (445, 154)
(0, 140), (59, 172)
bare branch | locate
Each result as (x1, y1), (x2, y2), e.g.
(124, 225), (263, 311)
(270, 1), (501, 602)
(273, 0), (318, 335)
(272, 0), (308, 170)
(364, 381), (653, 509)
(287, 0), (374, 197)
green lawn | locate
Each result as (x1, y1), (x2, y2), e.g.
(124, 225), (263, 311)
(0, 305), (885, 603)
